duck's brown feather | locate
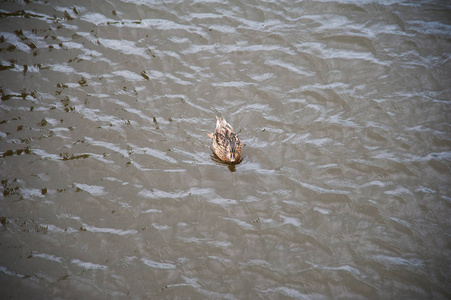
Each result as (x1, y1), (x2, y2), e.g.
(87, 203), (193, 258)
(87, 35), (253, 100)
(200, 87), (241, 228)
(209, 116), (242, 163)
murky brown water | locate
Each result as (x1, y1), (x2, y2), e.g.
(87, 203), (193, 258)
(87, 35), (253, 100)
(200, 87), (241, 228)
(1, 0), (450, 298)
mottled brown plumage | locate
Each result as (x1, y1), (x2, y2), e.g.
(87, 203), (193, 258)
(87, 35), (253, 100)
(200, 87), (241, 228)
(208, 116), (242, 163)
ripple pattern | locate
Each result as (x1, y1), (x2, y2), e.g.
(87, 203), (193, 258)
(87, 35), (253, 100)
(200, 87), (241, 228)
(0, 0), (450, 299)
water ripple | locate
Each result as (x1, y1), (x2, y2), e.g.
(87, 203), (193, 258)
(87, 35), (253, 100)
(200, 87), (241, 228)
(1, 0), (450, 299)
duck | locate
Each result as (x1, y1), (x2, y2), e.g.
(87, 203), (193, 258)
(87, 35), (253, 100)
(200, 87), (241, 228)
(208, 116), (242, 163)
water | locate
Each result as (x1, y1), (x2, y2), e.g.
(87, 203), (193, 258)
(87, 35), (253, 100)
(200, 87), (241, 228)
(1, 0), (450, 298)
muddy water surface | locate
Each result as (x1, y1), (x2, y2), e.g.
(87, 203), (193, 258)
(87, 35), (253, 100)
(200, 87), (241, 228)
(1, 0), (450, 299)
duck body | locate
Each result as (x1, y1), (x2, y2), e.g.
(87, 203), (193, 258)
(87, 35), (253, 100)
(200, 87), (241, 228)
(208, 116), (242, 163)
